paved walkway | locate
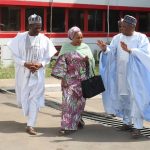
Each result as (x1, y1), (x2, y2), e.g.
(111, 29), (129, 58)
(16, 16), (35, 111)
(0, 78), (150, 150)
(0, 77), (61, 88)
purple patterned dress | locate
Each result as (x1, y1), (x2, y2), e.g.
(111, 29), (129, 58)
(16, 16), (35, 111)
(51, 52), (88, 130)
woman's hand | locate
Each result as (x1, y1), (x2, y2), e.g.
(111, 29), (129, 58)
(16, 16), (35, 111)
(84, 56), (89, 62)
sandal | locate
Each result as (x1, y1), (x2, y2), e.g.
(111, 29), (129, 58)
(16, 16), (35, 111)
(119, 124), (133, 131)
(58, 129), (76, 136)
(131, 129), (141, 138)
(26, 126), (37, 135)
(78, 119), (85, 129)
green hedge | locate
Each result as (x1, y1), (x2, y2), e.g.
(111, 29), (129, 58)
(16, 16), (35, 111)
(0, 60), (99, 79)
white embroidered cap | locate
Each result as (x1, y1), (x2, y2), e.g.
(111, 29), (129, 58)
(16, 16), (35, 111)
(28, 14), (42, 25)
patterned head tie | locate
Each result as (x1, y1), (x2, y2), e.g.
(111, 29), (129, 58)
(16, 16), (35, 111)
(123, 15), (137, 26)
(68, 26), (81, 40)
(28, 14), (42, 25)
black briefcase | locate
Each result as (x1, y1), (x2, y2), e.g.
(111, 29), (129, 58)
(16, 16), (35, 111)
(81, 74), (105, 98)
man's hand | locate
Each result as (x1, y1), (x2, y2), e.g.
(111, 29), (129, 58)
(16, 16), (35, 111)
(24, 62), (42, 73)
(120, 41), (131, 53)
(97, 40), (107, 51)
(30, 65), (38, 73)
(33, 63), (42, 70)
(24, 62), (33, 70)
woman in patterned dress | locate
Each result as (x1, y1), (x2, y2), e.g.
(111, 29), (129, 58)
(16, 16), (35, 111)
(52, 26), (95, 135)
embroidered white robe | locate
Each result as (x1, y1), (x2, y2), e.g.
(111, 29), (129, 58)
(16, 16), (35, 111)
(99, 31), (150, 124)
(7, 32), (57, 116)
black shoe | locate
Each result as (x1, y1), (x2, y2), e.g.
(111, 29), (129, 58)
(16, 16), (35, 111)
(78, 119), (85, 129)
(119, 124), (132, 131)
(58, 129), (76, 136)
(131, 129), (141, 139)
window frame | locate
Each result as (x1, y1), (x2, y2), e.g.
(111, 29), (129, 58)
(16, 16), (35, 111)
(0, 5), (150, 38)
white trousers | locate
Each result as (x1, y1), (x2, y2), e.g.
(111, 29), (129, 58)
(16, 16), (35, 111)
(120, 95), (143, 129)
(27, 99), (38, 127)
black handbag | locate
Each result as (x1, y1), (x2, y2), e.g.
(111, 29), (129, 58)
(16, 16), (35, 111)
(81, 67), (105, 98)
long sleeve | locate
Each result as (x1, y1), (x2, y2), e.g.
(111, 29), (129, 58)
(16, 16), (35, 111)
(51, 55), (67, 79)
(104, 34), (120, 54)
(131, 34), (150, 55)
(7, 33), (25, 66)
(40, 37), (57, 67)
(130, 34), (150, 71)
(128, 52), (150, 121)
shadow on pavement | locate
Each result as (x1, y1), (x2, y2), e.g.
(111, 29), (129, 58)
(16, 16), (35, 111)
(0, 121), (149, 142)
(36, 124), (149, 142)
(0, 121), (26, 133)
(2, 102), (18, 108)
(2, 102), (61, 117)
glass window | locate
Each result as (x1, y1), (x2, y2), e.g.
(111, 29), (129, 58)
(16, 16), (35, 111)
(0, 7), (20, 31)
(88, 10), (103, 31)
(68, 9), (84, 31)
(25, 8), (44, 30)
(105, 10), (120, 32)
(47, 8), (65, 32)
(139, 12), (150, 32)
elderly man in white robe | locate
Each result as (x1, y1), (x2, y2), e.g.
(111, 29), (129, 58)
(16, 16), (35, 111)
(7, 14), (57, 135)
(97, 15), (150, 138)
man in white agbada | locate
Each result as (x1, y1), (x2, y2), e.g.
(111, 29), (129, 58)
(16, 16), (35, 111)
(7, 14), (57, 135)
(97, 15), (150, 138)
